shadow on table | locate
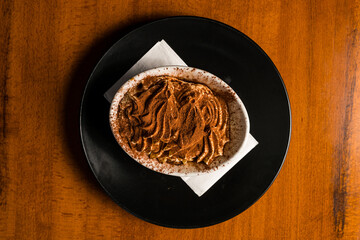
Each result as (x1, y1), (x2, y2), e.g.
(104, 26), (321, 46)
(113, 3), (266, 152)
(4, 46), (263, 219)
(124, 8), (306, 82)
(63, 16), (165, 197)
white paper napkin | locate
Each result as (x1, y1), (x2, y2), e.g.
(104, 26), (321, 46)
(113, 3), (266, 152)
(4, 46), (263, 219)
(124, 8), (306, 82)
(104, 40), (186, 101)
(104, 40), (258, 197)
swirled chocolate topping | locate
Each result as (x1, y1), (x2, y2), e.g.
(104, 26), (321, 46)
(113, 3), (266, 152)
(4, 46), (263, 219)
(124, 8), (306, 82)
(117, 76), (230, 165)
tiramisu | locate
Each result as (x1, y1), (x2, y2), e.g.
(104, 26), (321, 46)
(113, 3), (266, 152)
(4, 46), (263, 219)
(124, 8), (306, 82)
(116, 75), (230, 166)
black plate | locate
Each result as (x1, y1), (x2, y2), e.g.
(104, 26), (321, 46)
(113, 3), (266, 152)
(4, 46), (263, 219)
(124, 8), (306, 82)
(80, 16), (291, 228)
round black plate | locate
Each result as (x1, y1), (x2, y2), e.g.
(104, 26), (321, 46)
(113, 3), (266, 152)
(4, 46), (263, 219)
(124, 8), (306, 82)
(80, 16), (291, 228)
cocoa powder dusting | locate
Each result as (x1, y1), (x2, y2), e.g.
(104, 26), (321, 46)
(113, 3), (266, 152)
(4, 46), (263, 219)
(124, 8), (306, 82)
(116, 75), (230, 166)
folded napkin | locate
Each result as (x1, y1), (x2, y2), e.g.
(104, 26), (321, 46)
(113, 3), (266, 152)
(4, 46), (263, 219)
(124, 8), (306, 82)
(104, 40), (258, 197)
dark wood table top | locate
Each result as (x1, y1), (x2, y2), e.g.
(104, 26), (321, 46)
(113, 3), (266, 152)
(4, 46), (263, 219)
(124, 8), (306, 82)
(1, 0), (359, 239)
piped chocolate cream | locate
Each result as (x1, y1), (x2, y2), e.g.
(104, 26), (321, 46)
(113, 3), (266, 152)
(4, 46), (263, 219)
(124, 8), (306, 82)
(117, 75), (230, 165)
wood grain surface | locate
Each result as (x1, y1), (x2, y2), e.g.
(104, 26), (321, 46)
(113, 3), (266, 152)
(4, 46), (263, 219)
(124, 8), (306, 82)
(1, 0), (360, 239)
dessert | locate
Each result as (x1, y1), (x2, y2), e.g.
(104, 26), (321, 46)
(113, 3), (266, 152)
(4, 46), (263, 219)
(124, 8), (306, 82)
(110, 66), (249, 176)
(116, 75), (230, 166)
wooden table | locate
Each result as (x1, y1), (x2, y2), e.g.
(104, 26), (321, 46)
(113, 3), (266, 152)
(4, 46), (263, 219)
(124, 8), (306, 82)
(1, 0), (359, 239)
